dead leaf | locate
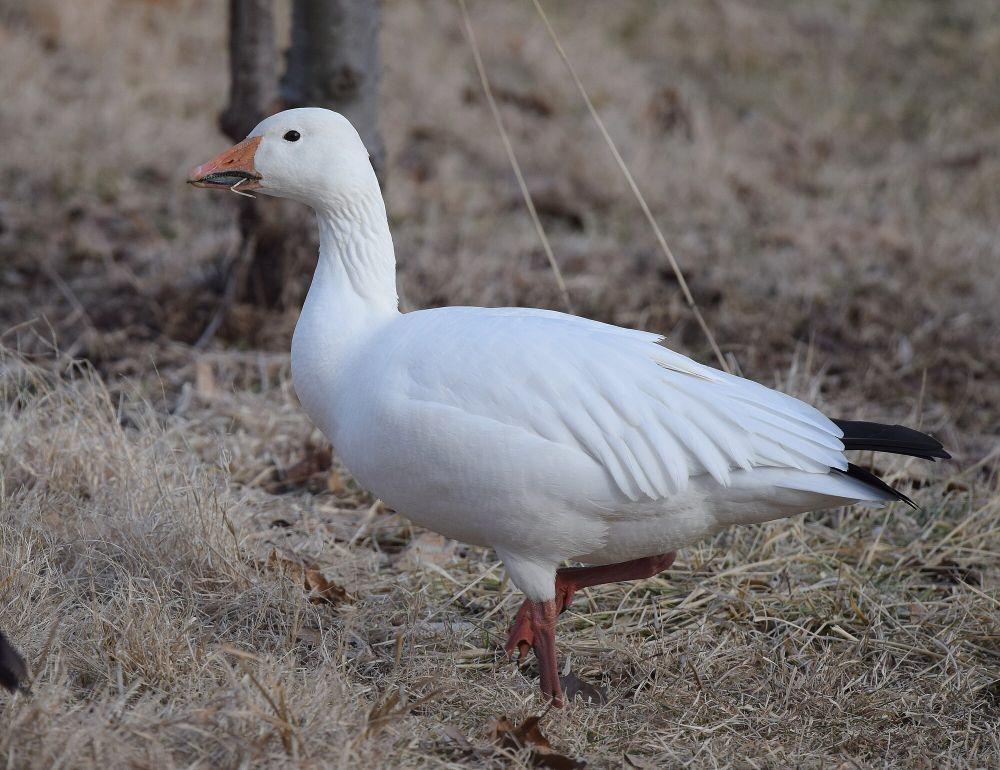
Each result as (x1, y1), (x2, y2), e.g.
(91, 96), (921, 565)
(624, 753), (657, 769)
(264, 551), (354, 606)
(903, 557), (983, 586)
(490, 714), (586, 769)
(392, 531), (458, 570)
(559, 671), (607, 705)
(439, 723), (474, 750)
(264, 442), (333, 493)
(304, 567), (353, 605)
(284, 443), (332, 484)
(266, 549), (305, 580)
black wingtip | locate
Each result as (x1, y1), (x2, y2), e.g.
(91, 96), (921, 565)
(0, 631), (28, 694)
(837, 462), (918, 510)
(832, 419), (950, 462)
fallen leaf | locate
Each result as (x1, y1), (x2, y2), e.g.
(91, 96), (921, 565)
(490, 714), (586, 768)
(264, 551), (354, 606)
(264, 442), (333, 493)
(903, 556), (983, 586)
(439, 723), (474, 750)
(559, 671), (607, 705)
(266, 549), (304, 580)
(304, 567), (353, 605)
(284, 443), (332, 484)
(392, 531), (458, 570)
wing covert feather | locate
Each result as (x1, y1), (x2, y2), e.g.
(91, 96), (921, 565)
(397, 307), (846, 501)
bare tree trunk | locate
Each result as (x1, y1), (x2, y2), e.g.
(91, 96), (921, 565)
(213, 0), (384, 322)
(220, 0), (278, 141)
(283, 0), (385, 185)
(219, 0), (289, 311)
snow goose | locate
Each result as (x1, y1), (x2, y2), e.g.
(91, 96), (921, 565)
(189, 108), (949, 706)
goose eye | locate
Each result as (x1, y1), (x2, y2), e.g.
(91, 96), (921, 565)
(283, 130), (301, 142)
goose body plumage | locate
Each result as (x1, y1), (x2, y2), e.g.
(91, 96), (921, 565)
(190, 108), (949, 704)
(296, 302), (890, 597)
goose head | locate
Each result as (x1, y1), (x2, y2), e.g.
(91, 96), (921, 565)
(188, 107), (377, 209)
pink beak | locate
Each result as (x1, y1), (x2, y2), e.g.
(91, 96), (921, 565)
(188, 135), (263, 190)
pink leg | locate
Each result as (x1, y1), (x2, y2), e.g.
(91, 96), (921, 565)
(526, 599), (561, 705)
(504, 552), (676, 706)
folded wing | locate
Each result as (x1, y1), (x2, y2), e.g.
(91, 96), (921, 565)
(400, 307), (847, 502)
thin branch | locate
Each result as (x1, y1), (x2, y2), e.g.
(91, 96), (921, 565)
(530, 0), (730, 372)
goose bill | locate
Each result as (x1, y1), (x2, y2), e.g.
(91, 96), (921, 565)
(188, 135), (262, 189)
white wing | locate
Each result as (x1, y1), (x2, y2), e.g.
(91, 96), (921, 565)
(394, 306), (847, 502)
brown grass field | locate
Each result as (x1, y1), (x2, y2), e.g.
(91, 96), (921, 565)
(1, 0), (998, 767)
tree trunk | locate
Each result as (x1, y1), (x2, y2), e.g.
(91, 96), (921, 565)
(220, 0), (278, 142)
(214, 0), (384, 320)
(220, 0), (289, 310)
(283, 0), (385, 185)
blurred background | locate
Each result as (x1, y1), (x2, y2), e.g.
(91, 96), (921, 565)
(0, 1), (997, 766)
(2, 0), (997, 448)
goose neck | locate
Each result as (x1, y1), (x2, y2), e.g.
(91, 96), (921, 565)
(313, 191), (399, 318)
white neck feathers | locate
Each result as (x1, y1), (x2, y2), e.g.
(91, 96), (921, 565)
(290, 189), (399, 433)
(314, 189), (398, 315)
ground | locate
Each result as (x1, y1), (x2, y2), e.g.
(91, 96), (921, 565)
(0, 0), (997, 767)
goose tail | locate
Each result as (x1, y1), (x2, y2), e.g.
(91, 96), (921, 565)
(830, 419), (950, 509)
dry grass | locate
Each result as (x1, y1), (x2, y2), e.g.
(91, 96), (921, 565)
(1, 350), (996, 767)
(1, 0), (998, 767)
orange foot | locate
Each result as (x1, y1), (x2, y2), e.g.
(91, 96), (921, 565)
(503, 552), (677, 706)
(504, 582), (576, 661)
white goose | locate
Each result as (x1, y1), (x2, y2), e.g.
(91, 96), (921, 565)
(190, 108), (949, 706)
